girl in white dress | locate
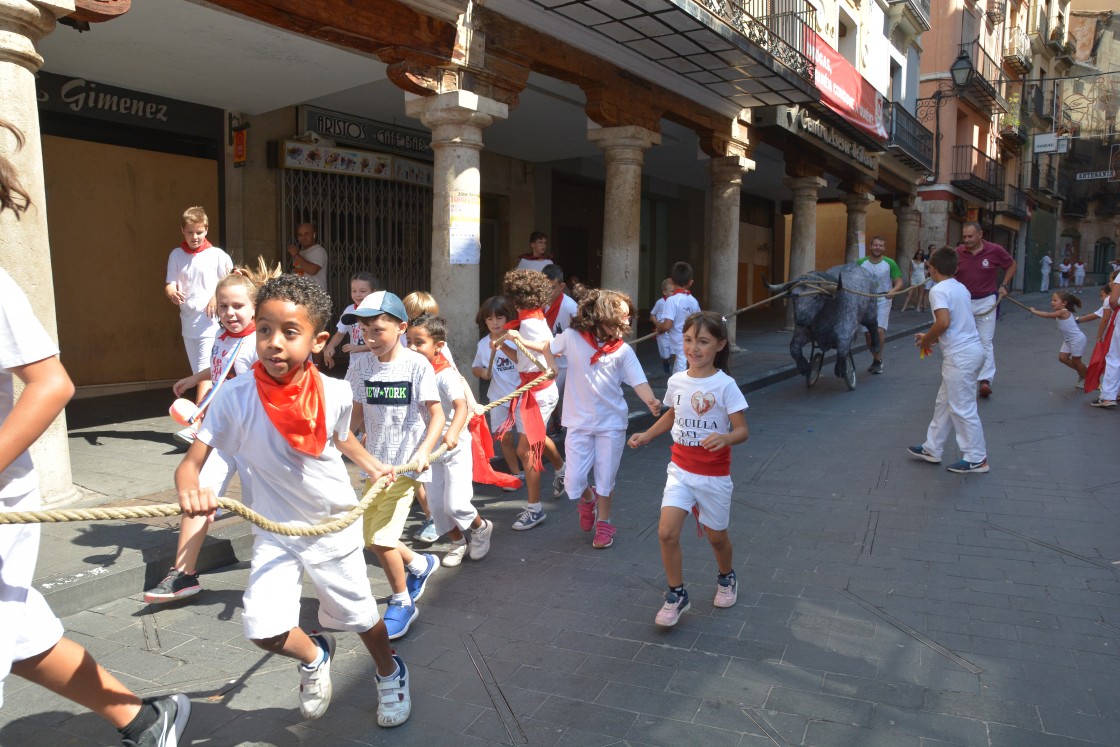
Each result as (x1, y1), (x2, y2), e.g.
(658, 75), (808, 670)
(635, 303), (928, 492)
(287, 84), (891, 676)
(1030, 291), (1087, 387)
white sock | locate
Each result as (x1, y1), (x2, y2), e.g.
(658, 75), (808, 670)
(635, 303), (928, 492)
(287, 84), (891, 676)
(391, 591), (411, 606)
(526, 502), (541, 513)
(405, 556), (427, 576)
(377, 662), (401, 682)
(451, 537), (467, 548)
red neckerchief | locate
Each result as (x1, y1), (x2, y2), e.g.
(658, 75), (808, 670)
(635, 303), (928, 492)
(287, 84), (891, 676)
(219, 322), (256, 341)
(252, 361), (327, 457)
(671, 288), (692, 296)
(662, 295), (669, 301)
(503, 308), (545, 330)
(180, 238), (213, 256)
(578, 330), (624, 364)
(431, 352), (452, 374)
(518, 252), (552, 261)
(544, 297), (563, 329)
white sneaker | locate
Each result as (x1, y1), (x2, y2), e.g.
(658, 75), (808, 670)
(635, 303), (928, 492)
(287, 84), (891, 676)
(298, 633), (335, 719)
(469, 519), (493, 560)
(442, 542), (467, 567)
(551, 462), (566, 498)
(375, 654), (411, 727)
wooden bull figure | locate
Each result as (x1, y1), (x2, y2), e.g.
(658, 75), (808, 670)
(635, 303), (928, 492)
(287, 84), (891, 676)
(768, 264), (880, 389)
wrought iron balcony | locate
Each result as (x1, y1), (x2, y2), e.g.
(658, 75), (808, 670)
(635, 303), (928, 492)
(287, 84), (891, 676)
(998, 84), (1028, 146)
(1042, 163), (1058, 195)
(1028, 84), (1051, 123)
(951, 144), (1005, 202)
(1003, 27), (1032, 75)
(1063, 192), (1090, 218)
(997, 185), (1030, 220)
(958, 39), (1007, 113)
(986, 0), (1005, 24)
(707, 0), (818, 83)
(886, 0), (930, 31)
(885, 101), (933, 172)
(1030, 11), (1050, 44)
(1048, 21), (1066, 51)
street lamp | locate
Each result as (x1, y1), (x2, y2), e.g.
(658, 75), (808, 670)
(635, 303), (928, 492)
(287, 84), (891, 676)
(917, 47), (977, 183)
(949, 49), (975, 89)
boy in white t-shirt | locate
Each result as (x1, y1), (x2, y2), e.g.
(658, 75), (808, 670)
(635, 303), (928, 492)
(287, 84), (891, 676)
(343, 291), (445, 640)
(471, 296), (523, 488)
(177, 275), (410, 727)
(908, 247), (989, 474)
(657, 262), (702, 374)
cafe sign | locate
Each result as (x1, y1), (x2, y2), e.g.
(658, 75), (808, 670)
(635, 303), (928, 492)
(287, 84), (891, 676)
(298, 106), (432, 161)
(778, 105), (880, 171)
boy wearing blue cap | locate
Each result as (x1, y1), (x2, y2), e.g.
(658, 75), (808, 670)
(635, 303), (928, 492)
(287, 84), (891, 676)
(343, 291), (445, 640)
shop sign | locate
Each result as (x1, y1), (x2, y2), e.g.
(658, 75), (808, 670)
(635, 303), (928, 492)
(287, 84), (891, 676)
(35, 71), (222, 139)
(298, 106), (432, 161)
(281, 140), (432, 186)
(1075, 170), (1115, 181)
(783, 106), (879, 170)
(807, 31), (887, 142)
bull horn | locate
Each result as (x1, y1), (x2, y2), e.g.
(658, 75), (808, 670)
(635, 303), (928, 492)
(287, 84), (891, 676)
(764, 274), (793, 293)
(835, 273), (844, 295)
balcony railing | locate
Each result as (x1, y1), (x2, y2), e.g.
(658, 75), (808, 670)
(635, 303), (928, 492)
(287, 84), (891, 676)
(723, 0), (818, 84)
(1064, 192), (1090, 218)
(1003, 27), (1032, 75)
(951, 144), (1005, 202)
(997, 185), (1030, 220)
(959, 39), (1007, 112)
(1042, 163), (1058, 194)
(886, 0), (931, 31)
(885, 101), (934, 172)
(1030, 10), (1050, 43)
(1028, 83), (1051, 122)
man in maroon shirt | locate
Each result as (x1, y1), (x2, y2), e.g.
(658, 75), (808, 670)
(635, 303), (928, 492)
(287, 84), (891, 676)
(956, 222), (1017, 397)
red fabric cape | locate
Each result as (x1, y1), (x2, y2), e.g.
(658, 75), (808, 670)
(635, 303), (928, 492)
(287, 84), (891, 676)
(1085, 312), (1115, 393)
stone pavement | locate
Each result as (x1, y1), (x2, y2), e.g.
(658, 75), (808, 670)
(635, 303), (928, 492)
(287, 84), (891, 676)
(4, 293), (1120, 746)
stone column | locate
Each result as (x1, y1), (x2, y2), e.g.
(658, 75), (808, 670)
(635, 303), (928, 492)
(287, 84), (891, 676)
(708, 155), (753, 347)
(406, 90), (508, 372)
(784, 176), (826, 330)
(0, 0), (78, 505)
(842, 191), (875, 264)
(588, 125), (660, 317)
(893, 202), (921, 267)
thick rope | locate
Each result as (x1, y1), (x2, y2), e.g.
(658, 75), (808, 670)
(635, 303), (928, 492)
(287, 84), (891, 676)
(0, 336), (554, 533)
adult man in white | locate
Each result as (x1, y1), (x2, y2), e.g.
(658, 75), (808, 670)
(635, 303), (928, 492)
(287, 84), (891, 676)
(856, 236), (903, 374)
(955, 222), (1016, 398)
(1040, 251), (1052, 293)
(287, 223), (329, 293)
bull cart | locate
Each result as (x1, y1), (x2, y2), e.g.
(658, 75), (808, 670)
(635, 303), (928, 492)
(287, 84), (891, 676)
(805, 341), (857, 390)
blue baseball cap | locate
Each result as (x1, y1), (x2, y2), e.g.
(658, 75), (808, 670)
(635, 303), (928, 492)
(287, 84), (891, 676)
(340, 290), (408, 325)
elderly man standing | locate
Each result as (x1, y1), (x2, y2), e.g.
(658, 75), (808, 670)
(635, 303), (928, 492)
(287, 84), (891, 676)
(287, 223), (329, 292)
(956, 222), (1016, 398)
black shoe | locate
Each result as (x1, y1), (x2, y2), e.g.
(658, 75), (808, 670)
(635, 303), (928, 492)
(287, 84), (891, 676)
(144, 569), (201, 604)
(868, 360), (884, 375)
(120, 694), (191, 747)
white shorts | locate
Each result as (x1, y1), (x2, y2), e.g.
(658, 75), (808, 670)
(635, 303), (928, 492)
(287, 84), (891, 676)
(1, 490), (65, 707)
(241, 533), (378, 640)
(563, 428), (626, 500)
(513, 384), (558, 432)
(430, 438), (477, 535)
(660, 461), (732, 531)
(1060, 332), (1087, 358)
(183, 334), (212, 374)
(656, 332), (673, 360)
(875, 297), (891, 331)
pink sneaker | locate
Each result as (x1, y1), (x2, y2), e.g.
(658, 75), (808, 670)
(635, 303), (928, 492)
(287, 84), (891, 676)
(654, 589), (690, 627)
(713, 572), (737, 608)
(592, 520), (616, 549)
(577, 497), (597, 532)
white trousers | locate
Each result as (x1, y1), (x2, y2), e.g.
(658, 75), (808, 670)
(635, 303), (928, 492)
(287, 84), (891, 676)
(971, 296), (998, 383)
(429, 438), (477, 535)
(923, 344), (987, 463)
(1099, 319), (1120, 401)
(1040, 271), (1050, 292)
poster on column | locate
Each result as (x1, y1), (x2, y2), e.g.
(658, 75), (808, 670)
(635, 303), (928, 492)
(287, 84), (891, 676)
(449, 191), (481, 265)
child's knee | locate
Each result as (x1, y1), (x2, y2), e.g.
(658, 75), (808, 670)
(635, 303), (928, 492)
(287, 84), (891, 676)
(707, 528), (731, 549)
(658, 522), (682, 545)
(251, 633), (288, 653)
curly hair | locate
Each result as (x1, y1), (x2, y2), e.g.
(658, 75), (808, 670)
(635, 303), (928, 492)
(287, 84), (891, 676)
(503, 269), (552, 310)
(0, 120), (30, 217)
(255, 274), (333, 331)
(216, 256), (283, 304)
(569, 288), (633, 341)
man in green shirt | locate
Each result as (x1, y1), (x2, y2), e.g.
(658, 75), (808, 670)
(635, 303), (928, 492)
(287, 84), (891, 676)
(857, 236), (904, 374)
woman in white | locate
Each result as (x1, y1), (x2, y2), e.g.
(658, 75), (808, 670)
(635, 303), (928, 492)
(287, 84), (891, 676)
(900, 247), (928, 312)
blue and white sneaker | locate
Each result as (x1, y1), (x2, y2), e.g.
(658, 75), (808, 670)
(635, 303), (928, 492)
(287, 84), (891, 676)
(412, 518), (439, 544)
(906, 445), (941, 464)
(383, 600), (418, 640)
(947, 458), (989, 474)
(405, 554), (440, 602)
(298, 632), (336, 719)
(375, 654), (411, 727)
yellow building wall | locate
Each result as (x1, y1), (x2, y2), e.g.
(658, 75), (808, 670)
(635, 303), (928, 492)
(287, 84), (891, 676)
(42, 135), (220, 388)
(782, 202), (901, 275)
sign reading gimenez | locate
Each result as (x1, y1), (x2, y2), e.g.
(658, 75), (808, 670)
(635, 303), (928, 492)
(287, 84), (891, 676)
(785, 106), (879, 169)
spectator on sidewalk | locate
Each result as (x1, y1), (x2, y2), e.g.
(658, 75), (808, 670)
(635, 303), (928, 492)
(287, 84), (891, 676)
(287, 223), (328, 293)
(1040, 251), (1052, 293)
(516, 231), (554, 272)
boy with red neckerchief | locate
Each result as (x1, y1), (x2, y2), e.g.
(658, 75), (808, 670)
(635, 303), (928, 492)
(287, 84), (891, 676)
(176, 274), (411, 728)
(657, 262), (702, 374)
(515, 231), (553, 272)
(496, 269), (565, 530)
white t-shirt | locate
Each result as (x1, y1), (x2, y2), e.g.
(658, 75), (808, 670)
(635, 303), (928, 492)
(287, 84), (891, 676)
(661, 292), (701, 357)
(209, 332), (258, 387)
(0, 269), (58, 502)
(516, 256), (553, 273)
(434, 365), (471, 445)
(337, 304), (371, 368)
(651, 296), (667, 321)
(352, 348), (439, 481)
(196, 373), (359, 563)
(472, 336), (518, 402)
(1041, 256), (1053, 272)
(546, 294), (578, 370)
(664, 370), (748, 448)
(550, 328), (646, 431)
(513, 316), (553, 375)
(165, 246), (233, 337)
(929, 278), (981, 355)
(297, 243), (329, 292)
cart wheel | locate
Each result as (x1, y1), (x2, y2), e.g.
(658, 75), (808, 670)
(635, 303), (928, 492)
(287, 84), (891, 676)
(844, 352), (857, 390)
(807, 350), (823, 388)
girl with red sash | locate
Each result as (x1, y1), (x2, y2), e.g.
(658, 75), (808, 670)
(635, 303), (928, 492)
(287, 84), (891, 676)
(628, 312), (750, 628)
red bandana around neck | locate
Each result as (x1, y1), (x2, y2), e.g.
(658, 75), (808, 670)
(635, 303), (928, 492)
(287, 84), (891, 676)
(578, 330), (624, 364)
(544, 298), (563, 330)
(518, 252), (552, 261)
(671, 288), (692, 296)
(180, 238), (213, 255)
(220, 322), (256, 341)
(252, 361), (327, 457)
(503, 308), (545, 330)
(431, 352), (452, 374)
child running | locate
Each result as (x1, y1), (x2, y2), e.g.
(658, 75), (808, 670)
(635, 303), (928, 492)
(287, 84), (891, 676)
(1029, 291), (1087, 388)
(650, 278), (676, 373)
(406, 314), (494, 566)
(324, 272), (378, 435)
(145, 259), (279, 604)
(497, 269), (566, 530)
(471, 296), (523, 489)
(177, 275), (410, 727)
(551, 289), (660, 549)
(628, 312), (749, 627)
(345, 291), (444, 639)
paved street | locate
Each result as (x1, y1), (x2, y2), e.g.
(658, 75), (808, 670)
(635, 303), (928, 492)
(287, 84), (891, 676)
(3, 295), (1120, 746)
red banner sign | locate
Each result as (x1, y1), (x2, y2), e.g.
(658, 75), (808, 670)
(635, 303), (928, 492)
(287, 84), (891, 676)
(807, 30), (887, 143)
